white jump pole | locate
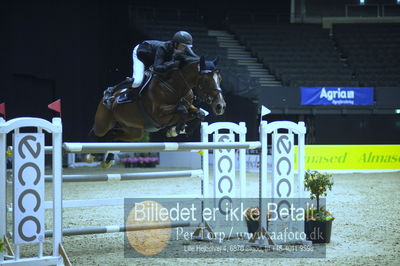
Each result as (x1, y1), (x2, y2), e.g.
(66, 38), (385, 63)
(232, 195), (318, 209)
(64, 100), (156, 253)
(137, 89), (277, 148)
(63, 141), (261, 153)
(44, 170), (203, 182)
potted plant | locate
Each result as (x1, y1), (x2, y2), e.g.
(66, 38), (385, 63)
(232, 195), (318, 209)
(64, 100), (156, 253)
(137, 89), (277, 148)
(304, 170), (335, 243)
(244, 207), (260, 234)
(244, 207), (273, 235)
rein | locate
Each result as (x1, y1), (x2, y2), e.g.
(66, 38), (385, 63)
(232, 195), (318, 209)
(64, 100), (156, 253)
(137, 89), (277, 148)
(153, 64), (223, 106)
(152, 70), (194, 127)
(153, 70), (193, 106)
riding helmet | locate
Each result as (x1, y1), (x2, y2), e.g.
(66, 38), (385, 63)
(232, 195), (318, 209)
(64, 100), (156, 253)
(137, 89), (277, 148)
(172, 31), (193, 47)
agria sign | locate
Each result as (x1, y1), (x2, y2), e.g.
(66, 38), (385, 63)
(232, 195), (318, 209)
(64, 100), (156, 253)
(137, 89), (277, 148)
(301, 87), (374, 106)
(13, 134), (45, 244)
(320, 87), (355, 104)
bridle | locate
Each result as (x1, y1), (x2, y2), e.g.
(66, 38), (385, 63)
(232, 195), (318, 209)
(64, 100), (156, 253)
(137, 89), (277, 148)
(195, 69), (223, 105)
(153, 65), (222, 106)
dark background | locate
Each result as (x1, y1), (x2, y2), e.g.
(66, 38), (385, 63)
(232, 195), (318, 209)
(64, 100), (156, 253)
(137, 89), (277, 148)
(1, 0), (399, 144)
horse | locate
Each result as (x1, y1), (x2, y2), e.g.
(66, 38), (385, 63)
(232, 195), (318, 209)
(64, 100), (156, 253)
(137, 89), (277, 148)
(89, 51), (226, 167)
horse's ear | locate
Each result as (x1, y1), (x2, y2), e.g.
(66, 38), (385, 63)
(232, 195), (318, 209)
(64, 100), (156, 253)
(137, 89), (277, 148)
(200, 56), (206, 71)
(213, 56), (219, 66)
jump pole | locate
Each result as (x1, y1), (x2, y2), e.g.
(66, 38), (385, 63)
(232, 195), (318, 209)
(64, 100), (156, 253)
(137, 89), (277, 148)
(63, 141), (261, 153)
(45, 222), (191, 237)
(44, 169), (204, 182)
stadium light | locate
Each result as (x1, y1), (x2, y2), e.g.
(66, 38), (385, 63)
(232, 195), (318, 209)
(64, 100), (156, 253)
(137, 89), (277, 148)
(360, 0), (365, 5)
(395, 109), (400, 114)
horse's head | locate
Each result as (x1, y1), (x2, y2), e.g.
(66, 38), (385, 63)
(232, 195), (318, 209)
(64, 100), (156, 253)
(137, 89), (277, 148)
(195, 56), (226, 116)
(169, 49), (226, 116)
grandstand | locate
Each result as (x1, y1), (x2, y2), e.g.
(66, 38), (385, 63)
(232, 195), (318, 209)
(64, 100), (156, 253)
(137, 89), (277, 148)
(229, 23), (356, 88)
(333, 23), (400, 87)
(128, 1), (400, 144)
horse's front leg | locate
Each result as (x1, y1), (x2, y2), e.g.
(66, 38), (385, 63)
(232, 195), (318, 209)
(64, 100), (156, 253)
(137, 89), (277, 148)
(187, 105), (208, 120)
(166, 105), (189, 137)
(182, 105), (207, 136)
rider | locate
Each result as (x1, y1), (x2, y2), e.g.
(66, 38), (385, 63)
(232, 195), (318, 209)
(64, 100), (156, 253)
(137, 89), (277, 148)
(131, 30), (194, 88)
(103, 31), (193, 107)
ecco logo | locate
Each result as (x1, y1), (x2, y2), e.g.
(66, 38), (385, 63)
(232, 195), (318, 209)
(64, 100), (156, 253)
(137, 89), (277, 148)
(215, 134), (234, 215)
(273, 134), (294, 220)
(14, 134), (44, 244)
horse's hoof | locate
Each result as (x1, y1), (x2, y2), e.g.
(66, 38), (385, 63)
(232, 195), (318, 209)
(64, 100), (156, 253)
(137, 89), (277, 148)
(101, 160), (114, 169)
(6, 146), (13, 157)
(85, 154), (95, 163)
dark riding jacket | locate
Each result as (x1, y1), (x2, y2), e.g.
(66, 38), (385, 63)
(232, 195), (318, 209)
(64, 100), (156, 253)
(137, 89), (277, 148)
(136, 40), (177, 72)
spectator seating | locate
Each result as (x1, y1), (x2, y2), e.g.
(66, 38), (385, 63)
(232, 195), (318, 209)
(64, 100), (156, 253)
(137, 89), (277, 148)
(229, 24), (357, 87)
(333, 23), (400, 87)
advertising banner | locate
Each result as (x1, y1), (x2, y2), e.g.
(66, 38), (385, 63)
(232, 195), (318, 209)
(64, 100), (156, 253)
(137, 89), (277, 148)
(300, 87), (374, 105)
(294, 145), (400, 170)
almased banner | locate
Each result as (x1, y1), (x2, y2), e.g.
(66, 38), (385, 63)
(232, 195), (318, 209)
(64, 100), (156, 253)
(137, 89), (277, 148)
(300, 87), (374, 105)
(294, 145), (400, 170)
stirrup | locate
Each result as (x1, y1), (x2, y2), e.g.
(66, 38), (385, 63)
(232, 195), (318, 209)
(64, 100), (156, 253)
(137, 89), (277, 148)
(117, 88), (139, 104)
(103, 87), (115, 109)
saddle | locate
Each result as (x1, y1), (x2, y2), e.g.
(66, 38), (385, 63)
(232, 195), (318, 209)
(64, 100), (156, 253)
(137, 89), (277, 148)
(103, 72), (152, 109)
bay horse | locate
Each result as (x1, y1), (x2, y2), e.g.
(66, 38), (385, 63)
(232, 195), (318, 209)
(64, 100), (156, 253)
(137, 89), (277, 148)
(90, 52), (226, 167)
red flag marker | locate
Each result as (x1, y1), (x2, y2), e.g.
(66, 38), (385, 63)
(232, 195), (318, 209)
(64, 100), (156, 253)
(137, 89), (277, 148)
(0, 102), (5, 119)
(48, 99), (62, 118)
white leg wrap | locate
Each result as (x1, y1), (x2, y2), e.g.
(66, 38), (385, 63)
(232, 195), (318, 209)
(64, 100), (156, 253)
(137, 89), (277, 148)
(166, 127), (178, 138)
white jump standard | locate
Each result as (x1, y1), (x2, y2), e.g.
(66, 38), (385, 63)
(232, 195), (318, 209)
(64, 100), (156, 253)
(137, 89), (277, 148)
(0, 117), (63, 265)
(1, 117), (309, 264)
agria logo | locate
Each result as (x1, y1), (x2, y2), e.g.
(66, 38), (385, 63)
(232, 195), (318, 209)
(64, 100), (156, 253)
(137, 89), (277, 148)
(320, 87), (355, 104)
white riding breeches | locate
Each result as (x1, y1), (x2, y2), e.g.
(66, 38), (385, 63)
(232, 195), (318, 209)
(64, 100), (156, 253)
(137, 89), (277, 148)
(132, 44), (145, 88)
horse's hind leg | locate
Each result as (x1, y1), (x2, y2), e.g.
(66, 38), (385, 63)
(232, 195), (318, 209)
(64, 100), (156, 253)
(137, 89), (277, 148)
(93, 102), (117, 138)
(114, 127), (144, 142)
(98, 127), (143, 168)
(85, 102), (117, 165)
(87, 127), (118, 165)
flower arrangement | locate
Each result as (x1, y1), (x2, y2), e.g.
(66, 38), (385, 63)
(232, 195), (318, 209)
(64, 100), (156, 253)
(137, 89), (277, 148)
(244, 207), (274, 221)
(305, 206), (335, 222)
(304, 170), (334, 221)
(244, 207), (260, 234)
(244, 207), (274, 234)
(120, 156), (159, 168)
(244, 207), (260, 221)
